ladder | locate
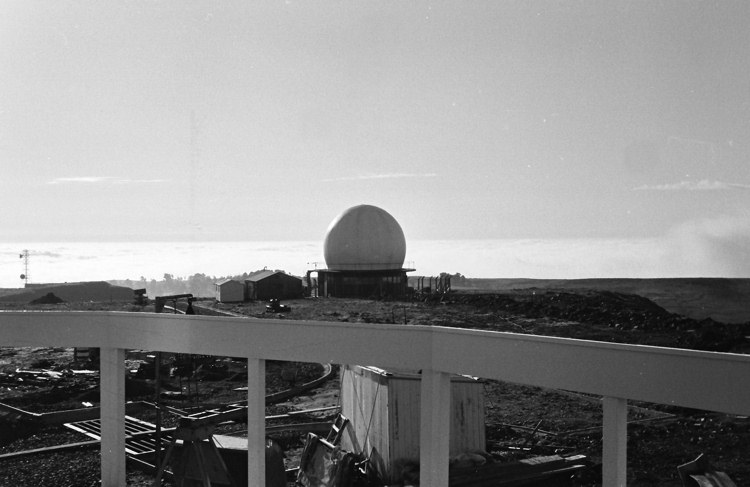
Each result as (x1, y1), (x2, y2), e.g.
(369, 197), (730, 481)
(325, 413), (349, 445)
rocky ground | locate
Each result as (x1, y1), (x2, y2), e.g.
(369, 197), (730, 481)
(1, 289), (749, 485)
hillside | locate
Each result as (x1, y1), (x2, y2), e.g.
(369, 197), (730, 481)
(449, 277), (750, 324)
(0, 281), (134, 303)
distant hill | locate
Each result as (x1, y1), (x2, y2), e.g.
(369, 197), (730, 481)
(451, 278), (750, 324)
(0, 281), (134, 303)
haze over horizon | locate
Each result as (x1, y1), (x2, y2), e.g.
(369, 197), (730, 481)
(2, 2), (749, 278)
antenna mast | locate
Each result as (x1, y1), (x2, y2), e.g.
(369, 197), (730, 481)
(19, 249), (29, 287)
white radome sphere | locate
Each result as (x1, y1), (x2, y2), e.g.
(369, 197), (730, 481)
(324, 205), (406, 271)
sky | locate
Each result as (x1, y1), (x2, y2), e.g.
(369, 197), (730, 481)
(1, 2), (749, 278)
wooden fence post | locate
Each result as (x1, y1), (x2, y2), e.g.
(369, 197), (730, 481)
(247, 358), (266, 486)
(602, 396), (628, 486)
(420, 369), (451, 487)
(100, 347), (126, 487)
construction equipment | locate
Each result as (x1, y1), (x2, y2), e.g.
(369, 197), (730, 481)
(153, 414), (236, 487)
(265, 299), (290, 313)
(155, 294), (194, 313)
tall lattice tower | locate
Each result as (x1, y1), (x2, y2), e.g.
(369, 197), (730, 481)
(19, 249), (29, 287)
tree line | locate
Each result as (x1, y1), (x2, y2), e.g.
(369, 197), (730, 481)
(108, 270), (293, 298)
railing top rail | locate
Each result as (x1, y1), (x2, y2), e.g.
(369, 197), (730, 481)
(1, 311), (749, 415)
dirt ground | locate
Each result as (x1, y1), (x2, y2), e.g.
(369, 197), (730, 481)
(207, 293), (750, 485)
(1, 290), (749, 486)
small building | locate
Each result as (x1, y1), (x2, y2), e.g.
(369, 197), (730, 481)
(214, 279), (244, 303)
(340, 365), (485, 482)
(244, 270), (302, 301)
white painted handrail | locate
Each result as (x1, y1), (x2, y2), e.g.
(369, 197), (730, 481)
(1, 311), (749, 486)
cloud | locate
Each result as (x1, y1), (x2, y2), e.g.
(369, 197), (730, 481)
(48, 177), (113, 184)
(35, 251), (63, 258)
(47, 177), (167, 185)
(321, 172), (438, 182)
(633, 179), (750, 191)
(111, 178), (166, 184)
(663, 216), (750, 277)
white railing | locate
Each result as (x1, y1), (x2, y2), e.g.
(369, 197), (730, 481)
(2, 311), (750, 486)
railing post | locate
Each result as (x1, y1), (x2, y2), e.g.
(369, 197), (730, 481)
(247, 358), (266, 486)
(420, 369), (451, 487)
(100, 347), (126, 487)
(602, 396), (628, 487)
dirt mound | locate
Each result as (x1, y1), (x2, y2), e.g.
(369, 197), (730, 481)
(29, 292), (64, 305)
(428, 290), (750, 352)
(450, 277), (750, 323)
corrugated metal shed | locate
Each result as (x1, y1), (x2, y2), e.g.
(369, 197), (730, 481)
(340, 365), (485, 482)
(244, 271), (302, 301)
(214, 279), (244, 303)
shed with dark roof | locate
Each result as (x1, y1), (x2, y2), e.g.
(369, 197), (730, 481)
(244, 270), (302, 301)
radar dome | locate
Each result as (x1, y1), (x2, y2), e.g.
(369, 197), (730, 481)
(324, 205), (406, 271)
